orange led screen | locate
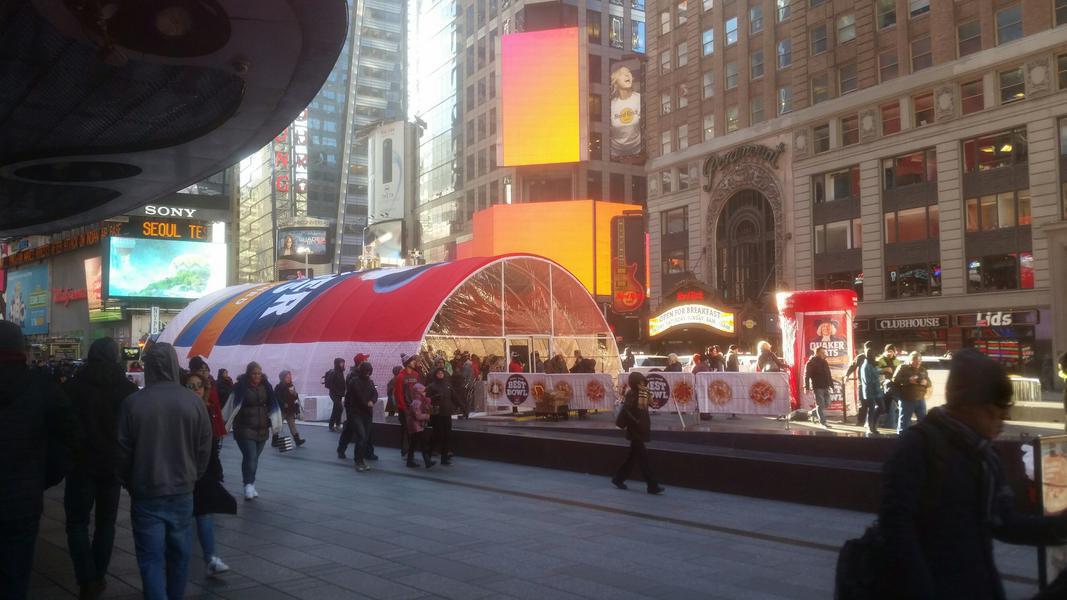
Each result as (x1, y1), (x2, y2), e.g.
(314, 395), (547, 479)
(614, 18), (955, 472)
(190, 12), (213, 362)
(457, 200), (638, 297)
(500, 28), (582, 166)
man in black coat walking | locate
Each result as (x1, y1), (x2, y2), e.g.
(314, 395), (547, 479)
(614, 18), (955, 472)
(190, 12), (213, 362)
(338, 361), (377, 471)
(64, 337), (139, 599)
(804, 347), (833, 428)
(611, 372), (664, 495)
(325, 358), (347, 432)
(427, 367), (456, 465)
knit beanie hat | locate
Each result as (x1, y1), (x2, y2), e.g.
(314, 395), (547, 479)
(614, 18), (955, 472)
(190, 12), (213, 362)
(0, 321), (26, 363)
(945, 348), (1013, 409)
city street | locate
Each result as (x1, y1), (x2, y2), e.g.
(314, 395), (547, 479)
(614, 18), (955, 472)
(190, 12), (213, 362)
(29, 423), (1042, 600)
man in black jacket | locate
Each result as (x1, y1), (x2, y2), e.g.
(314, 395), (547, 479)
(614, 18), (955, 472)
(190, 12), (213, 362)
(0, 322), (82, 600)
(338, 361), (377, 471)
(64, 337), (139, 599)
(325, 358), (347, 431)
(427, 367), (456, 465)
(611, 371), (664, 495)
(803, 347), (833, 428)
(879, 349), (1067, 599)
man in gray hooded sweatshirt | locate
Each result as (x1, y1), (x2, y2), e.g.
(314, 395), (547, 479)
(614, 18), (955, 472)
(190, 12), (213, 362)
(116, 343), (211, 600)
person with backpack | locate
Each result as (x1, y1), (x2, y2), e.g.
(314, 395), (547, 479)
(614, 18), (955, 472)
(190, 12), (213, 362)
(863, 349), (1067, 599)
(611, 371), (664, 495)
(859, 347), (884, 437)
(323, 358), (346, 432)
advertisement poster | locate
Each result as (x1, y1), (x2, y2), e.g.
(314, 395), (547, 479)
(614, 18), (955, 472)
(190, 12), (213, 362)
(1037, 435), (1067, 587)
(610, 214), (646, 314)
(368, 122), (406, 222)
(83, 256), (102, 312)
(609, 58), (644, 163)
(800, 311), (853, 412)
(107, 237), (227, 300)
(6, 264), (49, 335)
(364, 220), (404, 267)
(277, 228), (328, 260)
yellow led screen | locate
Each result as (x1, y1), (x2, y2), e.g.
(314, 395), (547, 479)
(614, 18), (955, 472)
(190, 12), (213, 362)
(500, 28), (582, 166)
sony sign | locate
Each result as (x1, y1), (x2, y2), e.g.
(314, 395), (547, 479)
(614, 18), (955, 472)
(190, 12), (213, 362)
(144, 205), (198, 218)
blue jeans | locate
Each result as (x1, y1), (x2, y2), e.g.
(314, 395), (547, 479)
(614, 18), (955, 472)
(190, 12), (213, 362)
(863, 395), (882, 433)
(882, 389), (899, 429)
(64, 472), (121, 585)
(897, 398), (927, 434)
(235, 437), (266, 485)
(812, 388), (830, 425)
(130, 494), (193, 600)
(195, 515), (215, 560)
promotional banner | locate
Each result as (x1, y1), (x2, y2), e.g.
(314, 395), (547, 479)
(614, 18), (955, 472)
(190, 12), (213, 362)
(616, 372), (699, 414)
(368, 121), (407, 222)
(777, 290), (858, 412)
(486, 372), (548, 409)
(486, 373), (619, 411)
(83, 256), (102, 311)
(6, 264), (49, 335)
(800, 311), (853, 412)
(609, 58), (644, 163)
(1035, 435), (1067, 587)
(107, 237), (228, 300)
(277, 228), (330, 263)
(695, 372), (791, 416)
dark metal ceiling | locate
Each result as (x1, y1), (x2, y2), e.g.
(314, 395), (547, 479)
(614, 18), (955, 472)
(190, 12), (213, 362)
(0, 0), (348, 236)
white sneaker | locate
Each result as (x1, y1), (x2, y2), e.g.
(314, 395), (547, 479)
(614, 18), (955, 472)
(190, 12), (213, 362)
(244, 484), (254, 500)
(206, 556), (230, 575)
(250, 484), (259, 498)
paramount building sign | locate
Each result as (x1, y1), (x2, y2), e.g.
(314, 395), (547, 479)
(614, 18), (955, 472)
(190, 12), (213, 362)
(702, 142), (786, 191)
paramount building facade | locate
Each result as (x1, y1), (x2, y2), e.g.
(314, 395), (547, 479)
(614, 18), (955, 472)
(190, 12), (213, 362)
(645, 0), (1067, 373)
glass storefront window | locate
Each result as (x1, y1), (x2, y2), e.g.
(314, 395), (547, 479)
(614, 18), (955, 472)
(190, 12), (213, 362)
(886, 263), (941, 298)
(883, 149), (935, 189)
(814, 271), (864, 301)
(967, 253), (1034, 293)
(964, 189), (1030, 230)
(963, 128), (1027, 172)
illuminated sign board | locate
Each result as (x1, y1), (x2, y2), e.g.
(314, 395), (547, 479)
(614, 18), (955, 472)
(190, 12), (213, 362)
(649, 304), (735, 337)
(123, 218), (211, 241)
(107, 237), (227, 300)
(500, 28), (583, 166)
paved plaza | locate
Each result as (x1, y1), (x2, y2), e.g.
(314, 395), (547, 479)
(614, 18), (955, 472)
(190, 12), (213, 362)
(30, 423), (1043, 599)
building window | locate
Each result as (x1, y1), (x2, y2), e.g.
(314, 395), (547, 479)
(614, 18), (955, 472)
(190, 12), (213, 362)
(813, 166), (860, 204)
(704, 113), (715, 140)
(702, 0), (713, 10)
(750, 6), (763, 33)
(590, 94), (603, 121)
(883, 149), (937, 189)
(609, 16), (625, 48)
(703, 71), (715, 98)
(1062, 118), (1067, 218)
(837, 14), (856, 44)
(678, 164), (691, 190)
(726, 61), (739, 89)
(661, 170), (673, 193)
(909, 0), (929, 18)
(958, 20), (981, 57)
(841, 115), (859, 146)
(661, 93), (672, 114)
(678, 0), (689, 25)
(876, 0), (896, 29)
(632, 18), (646, 52)
(811, 73), (830, 105)
(726, 17), (739, 45)
(961, 80), (983, 115)
(813, 124), (830, 154)
(587, 10), (602, 43)
(886, 263), (941, 298)
(913, 92), (934, 127)
(663, 207), (688, 234)
(1058, 0), (1067, 25)
(963, 128), (1028, 172)
(815, 272), (864, 301)
(839, 63), (857, 94)
(677, 83), (689, 108)
(777, 39), (792, 68)
(751, 50), (764, 78)
(967, 253), (1034, 293)
(702, 28), (714, 55)
(660, 50), (671, 74)
(677, 41), (688, 67)
(664, 248), (688, 275)
(999, 67), (1025, 103)
(911, 37), (932, 72)
(811, 24), (828, 55)
(661, 10), (671, 34)
(1059, 54), (1067, 89)
(661, 130), (672, 154)
(814, 218), (862, 253)
(589, 131), (602, 159)
(777, 0), (790, 22)
(778, 86), (793, 114)
(726, 105), (740, 132)
(879, 50), (899, 82)
(996, 5), (1023, 45)
(885, 205), (939, 243)
(882, 102), (901, 135)
(751, 97), (765, 124)
(590, 54), (602, 83)
(965, 190), (1031, 231)
(678, 124), (689, 150)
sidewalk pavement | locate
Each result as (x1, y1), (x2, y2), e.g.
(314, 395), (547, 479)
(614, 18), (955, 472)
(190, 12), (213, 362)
(30, 423), (1042, 599)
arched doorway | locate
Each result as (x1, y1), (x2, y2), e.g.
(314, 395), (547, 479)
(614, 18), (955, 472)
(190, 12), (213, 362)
(715, 190), (776, 305)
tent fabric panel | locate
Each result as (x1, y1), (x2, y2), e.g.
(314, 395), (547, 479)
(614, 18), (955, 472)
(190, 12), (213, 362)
(550, 264), (611, 336)
(503, 257), (552, 335)
(426, 265), (504, 337)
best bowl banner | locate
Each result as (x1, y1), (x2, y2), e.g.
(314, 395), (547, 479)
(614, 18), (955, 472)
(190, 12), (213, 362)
(486, 373), (616, 410)
(615, 372), (790, 416)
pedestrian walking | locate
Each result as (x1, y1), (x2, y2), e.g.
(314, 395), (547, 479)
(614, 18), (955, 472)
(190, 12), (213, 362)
(406, 383), (435, 468)
(64, 337), (138, 599)
(756, 341), (788, 372)
(427, 367), (455, 465)
(844, 341), (873, 426)
(878, 349), (1067, 598)
(612, 371), (664, 495)
(859, 347), (884, 436)
(386, 365), (401, 417)
(222, 361), (282, 501)
(724, 345), (740, 372)
(338, 361), (377, 471)
(181, 373), (234, 577)
(1, 322), (82, 600)
(274, 370), (306, 446)
(116, 343), (212, 600)
(876, 345), (901, 430)
(892, 351), (930, 433)
(803, 347), (833, 428)
(394, 355), (421, 457)
(324, 358), (346, 432)
(215, 368), (234, 404)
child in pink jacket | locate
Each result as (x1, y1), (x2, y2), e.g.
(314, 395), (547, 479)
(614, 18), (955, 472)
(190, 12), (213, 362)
(405, 383), (435, 468)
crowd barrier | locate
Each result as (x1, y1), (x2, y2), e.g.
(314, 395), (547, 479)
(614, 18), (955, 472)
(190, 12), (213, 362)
(616, 371), (792, 416)
(485, 372), (617, 412)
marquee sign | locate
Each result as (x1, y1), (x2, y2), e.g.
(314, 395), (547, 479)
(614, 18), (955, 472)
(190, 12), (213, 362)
(702, 142), (786, 191)
(648, 303), (735, 337)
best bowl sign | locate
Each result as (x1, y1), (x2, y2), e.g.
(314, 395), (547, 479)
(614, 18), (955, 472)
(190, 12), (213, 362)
(649, 303), (735, 337)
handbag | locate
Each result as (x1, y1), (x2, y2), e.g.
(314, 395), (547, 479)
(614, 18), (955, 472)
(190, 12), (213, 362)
(272, 433), (295, 452)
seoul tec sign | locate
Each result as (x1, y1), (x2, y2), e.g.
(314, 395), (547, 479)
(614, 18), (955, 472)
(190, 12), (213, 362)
(649, 303), (735, 337)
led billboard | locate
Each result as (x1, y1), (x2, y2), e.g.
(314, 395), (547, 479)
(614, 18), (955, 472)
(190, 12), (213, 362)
(278, 228), (329, 260)
(107, 237), (227, 300)
(500, 28), (582, 166)
(5, 264), (49, 335)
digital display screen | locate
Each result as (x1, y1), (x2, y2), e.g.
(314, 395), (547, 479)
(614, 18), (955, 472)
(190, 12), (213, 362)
(500, 28), (582, 166)
(107, 237), (227, 300)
